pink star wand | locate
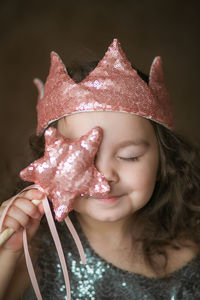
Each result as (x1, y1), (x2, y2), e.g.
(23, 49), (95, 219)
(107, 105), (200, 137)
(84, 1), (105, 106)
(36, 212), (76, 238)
(0, 126), (110, 300)
(20, 126), (110, 221)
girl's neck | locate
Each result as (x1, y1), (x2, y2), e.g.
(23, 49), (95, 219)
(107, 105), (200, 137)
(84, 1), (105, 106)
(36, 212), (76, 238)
(75, 212), (146, 274)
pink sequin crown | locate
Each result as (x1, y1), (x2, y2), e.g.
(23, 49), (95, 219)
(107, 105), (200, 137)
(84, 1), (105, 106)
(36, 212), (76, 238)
(35, 38), (174, 135)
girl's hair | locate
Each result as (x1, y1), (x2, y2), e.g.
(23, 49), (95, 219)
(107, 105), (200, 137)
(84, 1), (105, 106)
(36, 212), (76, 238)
(12, 60), (200, 273)
(137, 122), (200, 271)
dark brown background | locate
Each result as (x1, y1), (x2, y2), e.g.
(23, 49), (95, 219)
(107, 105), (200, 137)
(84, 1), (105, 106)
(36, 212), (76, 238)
(0, 0), (199, 194)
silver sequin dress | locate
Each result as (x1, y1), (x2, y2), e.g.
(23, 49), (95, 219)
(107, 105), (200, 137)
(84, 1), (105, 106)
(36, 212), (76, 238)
(22, 213), (200, 300)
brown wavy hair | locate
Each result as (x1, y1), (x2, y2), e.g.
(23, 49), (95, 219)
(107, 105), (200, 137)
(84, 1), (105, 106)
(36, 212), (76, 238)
(7, 60), (200, 273)
(136, 122), (200, 271)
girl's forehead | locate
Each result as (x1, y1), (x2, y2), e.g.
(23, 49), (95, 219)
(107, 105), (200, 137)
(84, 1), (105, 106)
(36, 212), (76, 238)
(57, 112), (155, 141)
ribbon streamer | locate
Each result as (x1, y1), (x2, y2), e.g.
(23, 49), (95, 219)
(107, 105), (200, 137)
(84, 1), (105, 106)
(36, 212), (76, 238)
(0, 184), (86, 300)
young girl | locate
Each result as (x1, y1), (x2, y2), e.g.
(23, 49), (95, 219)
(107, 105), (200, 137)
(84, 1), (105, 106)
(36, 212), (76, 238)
(0, 39), (200, 300)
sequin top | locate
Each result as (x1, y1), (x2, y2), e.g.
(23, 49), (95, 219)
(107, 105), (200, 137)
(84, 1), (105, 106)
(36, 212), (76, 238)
(22, 213), (200, 300)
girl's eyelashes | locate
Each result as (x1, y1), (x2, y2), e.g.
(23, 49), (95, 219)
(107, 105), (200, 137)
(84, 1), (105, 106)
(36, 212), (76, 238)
(118, 156), (139, 162)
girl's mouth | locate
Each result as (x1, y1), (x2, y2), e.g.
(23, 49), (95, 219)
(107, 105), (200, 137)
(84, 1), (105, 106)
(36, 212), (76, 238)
(93, 195), (122, 203)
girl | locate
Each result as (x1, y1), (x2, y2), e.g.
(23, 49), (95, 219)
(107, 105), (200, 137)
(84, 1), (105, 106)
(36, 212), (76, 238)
(0, 39), (200, 300)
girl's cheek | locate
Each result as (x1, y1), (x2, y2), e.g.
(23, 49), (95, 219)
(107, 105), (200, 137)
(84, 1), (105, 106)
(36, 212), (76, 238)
(123, 165), (155, 188)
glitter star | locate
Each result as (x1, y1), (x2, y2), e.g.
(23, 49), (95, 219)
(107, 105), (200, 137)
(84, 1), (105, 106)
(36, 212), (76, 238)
(20, 126), (110, 221)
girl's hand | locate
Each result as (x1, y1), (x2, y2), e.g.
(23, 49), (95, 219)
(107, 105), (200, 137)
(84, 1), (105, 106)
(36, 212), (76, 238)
(0, 189), (44, 253)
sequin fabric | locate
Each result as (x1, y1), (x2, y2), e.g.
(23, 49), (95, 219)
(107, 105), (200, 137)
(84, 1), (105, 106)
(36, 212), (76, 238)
(22, 213), (200, 300)
(20, 127), (110, 221)
(35, 39), (174, 134)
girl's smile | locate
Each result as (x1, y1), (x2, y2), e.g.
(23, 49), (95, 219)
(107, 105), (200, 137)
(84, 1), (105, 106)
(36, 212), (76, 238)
(89, 194), (124, 205)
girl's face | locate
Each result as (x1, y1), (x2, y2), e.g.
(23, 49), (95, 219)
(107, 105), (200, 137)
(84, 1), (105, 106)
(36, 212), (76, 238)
(58, 112), (159, 223)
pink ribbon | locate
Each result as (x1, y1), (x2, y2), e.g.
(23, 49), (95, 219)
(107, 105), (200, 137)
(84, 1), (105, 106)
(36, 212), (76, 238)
(0, 184), (86, 300)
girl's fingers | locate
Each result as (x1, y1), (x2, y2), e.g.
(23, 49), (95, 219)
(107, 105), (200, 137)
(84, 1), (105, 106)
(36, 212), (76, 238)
(0, 215), (22, 232)
(17, 188), (45, 215)
(0, 189), (45, 234)
(2, 218), (41, 250)
(19, 189), (45, 201)
(0, 198), (42, 221)
(0, 189), (45, 251)
(3, 205), (30, 228)
(0, 189), (44, 218)
(12, 197), (41, 219)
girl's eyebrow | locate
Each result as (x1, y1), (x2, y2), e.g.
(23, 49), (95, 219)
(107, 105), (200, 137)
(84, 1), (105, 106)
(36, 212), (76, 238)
(116, 139), (149, 149)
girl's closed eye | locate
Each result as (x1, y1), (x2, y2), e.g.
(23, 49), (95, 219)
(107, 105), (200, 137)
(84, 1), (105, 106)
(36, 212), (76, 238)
(116, 142), (148, 163)
(118, 156), (140, 162)
(117, 148), (144, 162)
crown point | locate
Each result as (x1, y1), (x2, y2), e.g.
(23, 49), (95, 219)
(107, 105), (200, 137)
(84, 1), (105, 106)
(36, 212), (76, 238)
(50, 51), (58, 65)
(33, 78), (44, 100)
(108, 38), (123, 53)
(149, 56), (164, 82)
(51, 50), (57, 56)
(149, 56), (174, 129)
(50, 51), (64, 66)
(50, 51), (67, 73)
(111, 38), (120, 46)
(86, 38), (133, 78)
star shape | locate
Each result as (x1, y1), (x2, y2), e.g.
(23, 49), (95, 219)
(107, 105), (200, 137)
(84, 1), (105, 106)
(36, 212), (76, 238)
(20, 126), (110, 221)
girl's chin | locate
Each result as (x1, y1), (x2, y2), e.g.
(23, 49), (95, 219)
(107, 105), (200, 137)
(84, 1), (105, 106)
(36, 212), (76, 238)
(74, 208), (131, 223)
(73, 195), (133, 222)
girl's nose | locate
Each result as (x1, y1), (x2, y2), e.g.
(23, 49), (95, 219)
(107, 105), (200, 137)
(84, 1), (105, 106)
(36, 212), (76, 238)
(94, 154), (119, 183)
